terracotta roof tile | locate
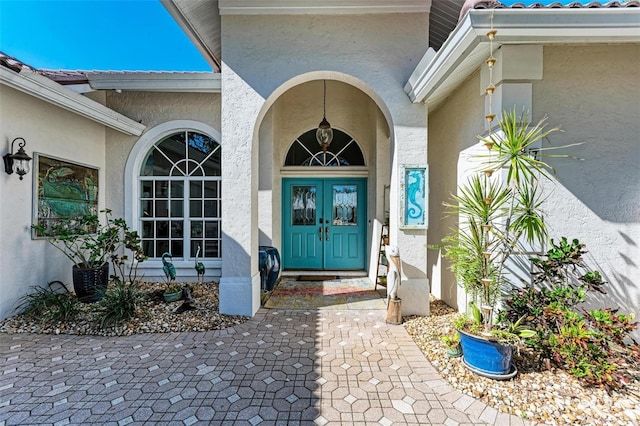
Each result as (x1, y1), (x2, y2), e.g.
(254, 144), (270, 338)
(461, 0), (639, 20)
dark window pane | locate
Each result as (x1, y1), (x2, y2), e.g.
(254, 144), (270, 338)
(171, 221), (183, 238)
(155, 181), (169, 198)
(142, 149), (171, 176)
(190, 200), (202, 217)
(141, 181), (153, 197)
(143, 240), (154, 257)
(155, 200), (169, 217)
(171, 181), (184, 198)
(191, 221), (203, 238)
(190, 181), (202, 198)
(204, 181), (218, 198)
(202, 148), (221, 176)
(141, 200), (153, 217)
(205, 221), (219, 238)
(204, 200), (217, 217)
(142, 221), (154, 238)
(171, 241), (183, 257)
(170, 200), (183, 217)
(191, 241), (204, 257)
(205, 240), (219, 257)
(156, 133), (186, 169)
(156, 240), (170, 256)
(156, 221), (169, 238)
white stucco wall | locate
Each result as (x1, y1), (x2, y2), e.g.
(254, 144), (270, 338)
(428, 70), (485, 310)
(219, 12), (430, 315)
(0, 85), (106, 320)
(534, 45), (640, 325)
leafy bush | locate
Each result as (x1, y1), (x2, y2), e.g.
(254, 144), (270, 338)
(97, 279), (145, 328)
(16, 281), (79, 322)
(504, 237), (639, 391)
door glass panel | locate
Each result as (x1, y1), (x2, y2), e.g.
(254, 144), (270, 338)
(332, 185), (357, 225)
(291, 185), (316, 225)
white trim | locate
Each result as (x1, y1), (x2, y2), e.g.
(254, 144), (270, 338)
(87, 73), (221, 93)
(280, 166), (369, 178)
(0, 67), (146, 136)
(219, 0), (430, 15)
(406, 8), (640, 105)
(124, 120), (222, 266)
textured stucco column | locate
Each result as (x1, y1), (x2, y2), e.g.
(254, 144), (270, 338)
(389, 112), (430, 316)
(219, 65), (262, 317)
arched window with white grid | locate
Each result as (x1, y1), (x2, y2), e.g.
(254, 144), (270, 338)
(139, 130), (221, 261)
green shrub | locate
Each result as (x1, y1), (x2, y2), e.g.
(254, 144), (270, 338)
(504, 237), (639, 391)
(16, 282), (79, 322)
(97, 279), (145, 328)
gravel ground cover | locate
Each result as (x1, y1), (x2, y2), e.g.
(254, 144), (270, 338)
(404, 297), (640, 426)
(0, 281), (249, 336)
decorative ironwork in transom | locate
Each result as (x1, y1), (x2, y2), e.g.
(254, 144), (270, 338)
(284, 129), (365, 167)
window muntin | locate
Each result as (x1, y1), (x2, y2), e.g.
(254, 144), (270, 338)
(140, 131), (221, 260)
(284, 129), (365, 167)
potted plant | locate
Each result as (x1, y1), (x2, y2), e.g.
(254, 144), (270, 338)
(32, 209), (145, 303)
(439, 108), (568, 378)
(440, 332), (462, 358)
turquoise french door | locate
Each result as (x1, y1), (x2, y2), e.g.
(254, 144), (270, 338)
(283, 178), (367, 270)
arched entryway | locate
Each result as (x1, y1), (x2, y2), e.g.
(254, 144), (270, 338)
(254, 76), (392, 275)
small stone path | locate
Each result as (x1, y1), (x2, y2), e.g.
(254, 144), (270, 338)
(0, 309), (535, 425)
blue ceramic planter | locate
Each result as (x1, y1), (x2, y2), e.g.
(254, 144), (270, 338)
(458, 330), (515, 378)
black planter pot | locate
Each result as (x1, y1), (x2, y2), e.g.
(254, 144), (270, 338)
(72, 263), (109, 303)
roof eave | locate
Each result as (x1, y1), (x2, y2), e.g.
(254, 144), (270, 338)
(406, 8), (640, 105)
(87, 73), (221, 93)
(1, 66), (146, 136)
(218, 0), (431, 15)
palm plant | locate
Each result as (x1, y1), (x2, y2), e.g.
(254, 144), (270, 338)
(442, 108), (567, 334)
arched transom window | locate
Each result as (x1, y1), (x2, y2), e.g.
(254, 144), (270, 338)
(139, 131), (221, 260)
(285, 129), (365, 167)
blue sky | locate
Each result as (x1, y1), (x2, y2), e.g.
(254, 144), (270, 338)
(0, 0), (590, 72)
(0, 0), (211, 71)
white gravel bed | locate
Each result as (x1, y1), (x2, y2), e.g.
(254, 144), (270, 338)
(0, 281), (249, 337)
(404, 297), (640, 426)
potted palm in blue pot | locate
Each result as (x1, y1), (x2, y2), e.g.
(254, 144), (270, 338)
(440, 109), (565, 379)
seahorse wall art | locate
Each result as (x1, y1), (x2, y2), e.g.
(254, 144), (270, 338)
(406, 169), (425, 226)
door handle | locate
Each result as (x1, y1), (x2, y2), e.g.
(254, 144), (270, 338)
(325, 227), (330, 241)
(319, 226), (323, 241)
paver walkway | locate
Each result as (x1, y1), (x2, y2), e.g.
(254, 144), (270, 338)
(0, 308), (534, 425)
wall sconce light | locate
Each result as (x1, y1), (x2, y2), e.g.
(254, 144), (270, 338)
(3, 137), (32, 180)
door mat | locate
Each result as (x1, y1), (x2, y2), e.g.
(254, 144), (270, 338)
(296, 275), (338, 282)
(264, 277), (386, 310)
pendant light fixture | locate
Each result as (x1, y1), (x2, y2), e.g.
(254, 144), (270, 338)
(316, 80), (333, 151)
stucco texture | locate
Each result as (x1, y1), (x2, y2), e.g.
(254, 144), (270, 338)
(533, 45), (640, 321)
(0, 86), (106, 320)
(427, 70), (485, 310)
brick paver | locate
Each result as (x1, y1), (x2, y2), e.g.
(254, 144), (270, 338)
(0, 307), (535, 425)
